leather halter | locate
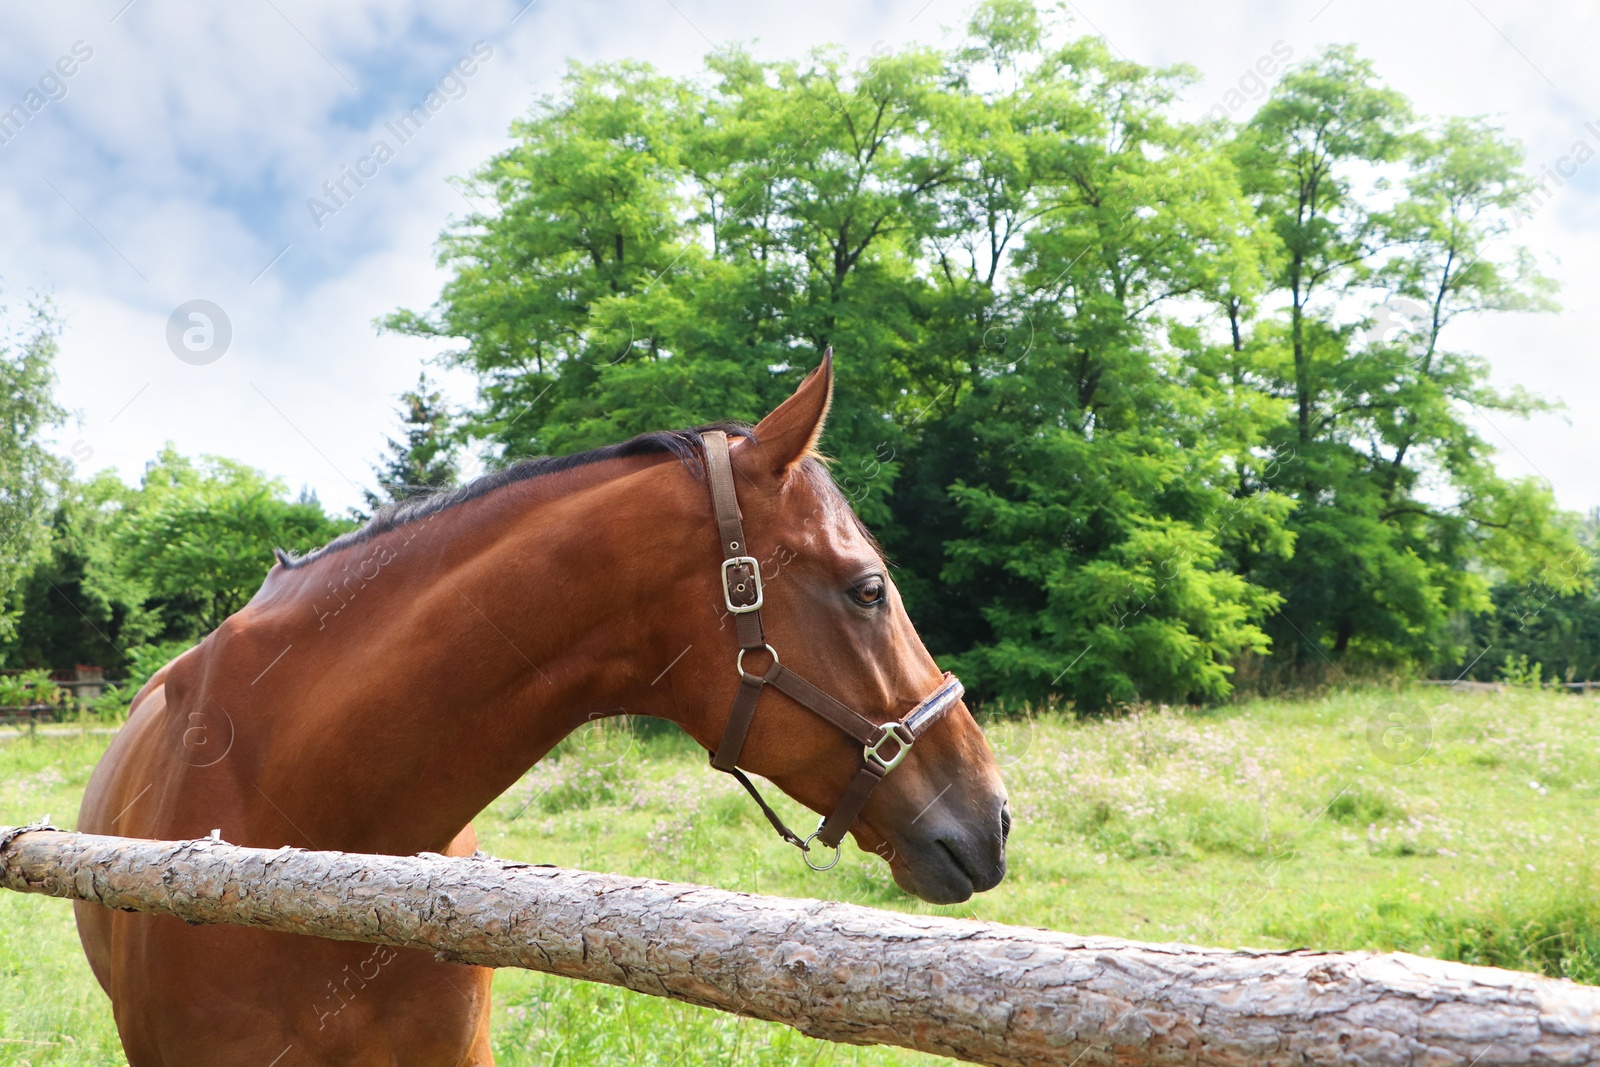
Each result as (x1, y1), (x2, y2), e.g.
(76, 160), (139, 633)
(701, 430), (965, 870)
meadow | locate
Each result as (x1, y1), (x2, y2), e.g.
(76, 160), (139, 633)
(2, 684), (1597, 1065)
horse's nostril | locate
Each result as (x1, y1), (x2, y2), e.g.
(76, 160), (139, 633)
(1000, 804), (1012, 843)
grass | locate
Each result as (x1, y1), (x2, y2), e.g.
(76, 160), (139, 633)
(3, 685), (1600, 1064)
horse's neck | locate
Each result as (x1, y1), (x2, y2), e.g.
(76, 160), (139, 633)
(237, 458), (702, 855)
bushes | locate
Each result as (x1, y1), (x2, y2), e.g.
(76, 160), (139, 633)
(0, 669), (61, 711)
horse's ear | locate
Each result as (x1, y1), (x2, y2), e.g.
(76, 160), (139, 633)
(745, 349), (833, 476)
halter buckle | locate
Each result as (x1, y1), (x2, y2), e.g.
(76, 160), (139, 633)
(721, 556), (763, 614)
(864, 721), (915, 774)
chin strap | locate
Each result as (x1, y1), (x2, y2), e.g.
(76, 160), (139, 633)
(699, 430), (964, 870)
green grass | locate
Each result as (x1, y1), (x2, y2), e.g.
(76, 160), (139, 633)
(3, 685), (1600, 1064)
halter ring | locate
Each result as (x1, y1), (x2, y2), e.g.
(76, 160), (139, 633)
(736, 644), (779, 678)
(802, 822), (842, 871)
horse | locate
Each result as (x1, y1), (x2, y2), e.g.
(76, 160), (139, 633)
(74, 353), (1010, 1065)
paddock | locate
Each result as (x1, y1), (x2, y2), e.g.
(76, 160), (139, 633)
(3, 822), (1596, 1066)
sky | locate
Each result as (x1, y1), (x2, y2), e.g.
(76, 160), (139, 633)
(0, 0), (1595, 516)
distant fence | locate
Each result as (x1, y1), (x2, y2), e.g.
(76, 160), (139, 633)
(0, 666), (110, 725)
(1419, 679), (1600, 695)
(3, 823), (1598, 1066)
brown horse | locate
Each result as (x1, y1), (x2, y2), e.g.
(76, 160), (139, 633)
(74, 355), (1009, 1065)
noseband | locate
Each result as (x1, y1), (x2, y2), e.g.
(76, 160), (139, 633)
(701, 430), (964, 871)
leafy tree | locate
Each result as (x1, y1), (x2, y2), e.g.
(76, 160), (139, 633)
(385, 45), (964, 522)
(10, 449), (356, 672)
(7, 472), (154, 670)
(360, 372), (460, 516)
(1447, 510), (1600, 686)
(1465, 583), (1600, 688)
(383, 63), (699, 458)
(114, 448), (353, 636)
(1229, 64), (1584, 677)
(384, 3), (1588, 704)
(1235, 45), (1412, 449)
(0, 295), (69, 647)
(895, 31), (1294, 707)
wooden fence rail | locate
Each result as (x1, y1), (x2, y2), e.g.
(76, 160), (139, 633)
(3, 823), (1598, 1066)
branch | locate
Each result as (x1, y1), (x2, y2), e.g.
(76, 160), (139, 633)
(4, 827), (1599, 1066)
(1378, 504), (1440, 523)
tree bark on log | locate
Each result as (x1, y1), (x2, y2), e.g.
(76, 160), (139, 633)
(3, 825), (1597, 1066)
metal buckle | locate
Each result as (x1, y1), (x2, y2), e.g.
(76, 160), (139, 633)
(721, 556), (763, 614)
(864, 721), (915, 774)
(802, 821), (841, 871)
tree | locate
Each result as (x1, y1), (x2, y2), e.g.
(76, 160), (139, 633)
(0, 295), (69, 648)
(895, 31), (1294, 707)
(385, 44), (966, 524)
(114, 448), (353, 636)
(1231, 60), (1585, 676)
(360, 373), (460, 516)
(1236, 46), (1412, 450)
(7, 472), (153, 670)
(382, 63), (701, 459)
(1452, 510), (1600, 685)
(8, 453), (352, 682)
(383, 4), (1588, 704)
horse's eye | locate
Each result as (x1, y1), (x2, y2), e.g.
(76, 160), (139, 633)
(852, 576), (886, 608)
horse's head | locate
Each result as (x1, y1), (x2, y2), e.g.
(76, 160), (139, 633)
(674, 355), (1008, 904)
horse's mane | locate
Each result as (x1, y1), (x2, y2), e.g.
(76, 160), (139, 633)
(275, 422), (755, 570)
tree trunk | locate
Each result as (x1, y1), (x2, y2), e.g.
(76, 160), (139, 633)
(4, 824), (1598, 1066)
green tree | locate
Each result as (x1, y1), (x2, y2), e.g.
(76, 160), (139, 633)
(115, 448), (353, 636)
(902, 30), (1292, 707)
(360, 373), (460, 516)
(7, 471), (154, 670)
(383, 63), (699, 458)
(1235, 45), (1412, 449)
(1232, 61), (1583, 675)
(384, 4), (1585, 706)
(385, 44), (964, 522)
(0, 295), (69, 647)
(1456, 510), (1600, 686)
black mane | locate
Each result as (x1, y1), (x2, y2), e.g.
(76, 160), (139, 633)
(275, 422), (754, 570)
